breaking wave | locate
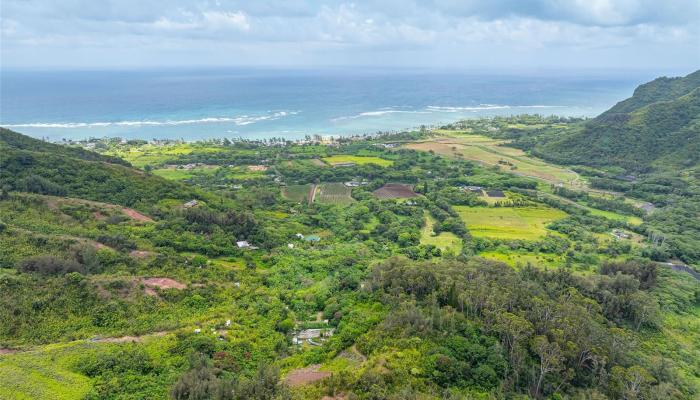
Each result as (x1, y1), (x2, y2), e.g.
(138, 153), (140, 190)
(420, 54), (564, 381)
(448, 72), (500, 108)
(1, 111), (298, 129)
(426, 104), (565, 112)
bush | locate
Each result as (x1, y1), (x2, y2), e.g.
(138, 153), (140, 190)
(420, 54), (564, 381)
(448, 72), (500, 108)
(18, 255), (84, 275)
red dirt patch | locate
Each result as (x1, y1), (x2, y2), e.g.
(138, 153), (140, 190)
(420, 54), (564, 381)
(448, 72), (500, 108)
(373, 183), (418, 199)
(143, 277), (186, 291)
(285, 365), (331, 387)
(0, 348), (18, 355)
(123, 208), (153, 222)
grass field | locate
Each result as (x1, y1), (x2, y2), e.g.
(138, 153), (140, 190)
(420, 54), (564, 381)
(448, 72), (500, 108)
(315, 183), (354, 205)
(405, 134), (580, 186)
(479, 250), (565, 269)
(107, 144), (227, 168)
(283, 184), (312, 203)
(420, 214), (462, 254)
(322, 155), (393, 167)
(586, 208), (643, 226)
(152, 165), (266, 181)
(455, 206), (567, 240)
(0, 342), (93, 399)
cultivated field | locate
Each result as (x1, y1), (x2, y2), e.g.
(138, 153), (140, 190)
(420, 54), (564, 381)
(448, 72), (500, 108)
(322, 155), (393, 167)
(315, 183), (354, 205)
(455, 206), (567, 240)
(420, 214), (462, 254)
(283, 184), (312, 203)
(373, 183), (418, 199)
(404, 134), (580, 186)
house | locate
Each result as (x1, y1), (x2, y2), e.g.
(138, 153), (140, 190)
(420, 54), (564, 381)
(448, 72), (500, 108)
(295, 233), (305, 239)
(288, 243), (294, 249)
(611, 229), (631, 240)
(236, 241), (250, 248)
(183, 200), (199, 208)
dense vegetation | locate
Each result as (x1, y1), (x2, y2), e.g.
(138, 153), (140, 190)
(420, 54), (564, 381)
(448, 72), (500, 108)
(1, 71), (699, 400)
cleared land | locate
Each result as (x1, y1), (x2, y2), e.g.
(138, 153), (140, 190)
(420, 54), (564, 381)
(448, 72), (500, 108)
(404, 134), (579, 186)
(420, 213), (462, 254)
(322, 155), (393, 167)
(455, 206), (567, 240)
(283, 184), (312, 203)
(315, 183), (354, 205)
(373, 183), (418, 199)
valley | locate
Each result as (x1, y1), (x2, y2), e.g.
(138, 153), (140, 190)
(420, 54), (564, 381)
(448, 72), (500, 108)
(0, 71), (699, 400)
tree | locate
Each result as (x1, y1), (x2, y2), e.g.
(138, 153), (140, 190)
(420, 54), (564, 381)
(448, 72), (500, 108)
(530, 335), (563, 398)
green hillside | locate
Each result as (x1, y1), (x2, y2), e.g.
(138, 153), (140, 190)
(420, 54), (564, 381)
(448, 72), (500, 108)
(532, 70), (700, 172)
(0, 128), (129, 166)
(0, 129), (195, 210)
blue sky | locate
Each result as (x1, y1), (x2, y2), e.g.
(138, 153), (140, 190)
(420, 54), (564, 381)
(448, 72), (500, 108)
(1, 0), (698, 70)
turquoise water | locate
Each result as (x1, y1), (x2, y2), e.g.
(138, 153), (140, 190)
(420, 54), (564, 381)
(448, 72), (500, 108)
(0, 68), (651, 141)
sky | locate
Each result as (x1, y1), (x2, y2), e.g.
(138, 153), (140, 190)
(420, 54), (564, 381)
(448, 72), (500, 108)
(1, 0), (699, 71)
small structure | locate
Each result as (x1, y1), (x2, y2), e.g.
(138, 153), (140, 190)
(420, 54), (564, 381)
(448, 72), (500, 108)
(295, 233), (305, 239)
(237, 241), (250, 248)
(612, 229), (631, 240)
(225, 319), (231, 327)
(288, 243), (295, 249)
(304, 235), (321, 243)
(292, 328), (335, 345)
(194, 328), (201, 333)
(248, 165), (269, 172)
(486, 190), (505, 198)
(183, 200), (199, 208)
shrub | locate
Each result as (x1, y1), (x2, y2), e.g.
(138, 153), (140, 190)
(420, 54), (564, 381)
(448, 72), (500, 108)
(18, 255), (84, 275)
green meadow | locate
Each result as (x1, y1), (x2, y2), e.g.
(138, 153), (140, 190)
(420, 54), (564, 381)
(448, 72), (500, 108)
(455, 205), (567, 240)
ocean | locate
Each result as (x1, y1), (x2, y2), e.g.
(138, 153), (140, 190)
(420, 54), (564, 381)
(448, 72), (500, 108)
(0, 68), (654, 141)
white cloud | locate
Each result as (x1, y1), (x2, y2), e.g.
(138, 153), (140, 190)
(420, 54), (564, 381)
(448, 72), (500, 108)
(0, 0), (697, 68)
(202, 11), (250, 31)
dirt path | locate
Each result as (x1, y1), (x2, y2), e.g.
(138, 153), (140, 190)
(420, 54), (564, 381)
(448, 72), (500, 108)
(308, 184), (318, 205)
(90, 330), (169, 344)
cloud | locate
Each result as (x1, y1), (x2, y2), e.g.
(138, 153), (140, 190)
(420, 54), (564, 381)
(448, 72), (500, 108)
(0, 0), (698, 68)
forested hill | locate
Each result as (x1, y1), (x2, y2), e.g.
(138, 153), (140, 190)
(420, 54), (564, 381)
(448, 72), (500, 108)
(0, 128), (129, 166)
(0, 128), (195, 210)
(531, 70), (700, 172)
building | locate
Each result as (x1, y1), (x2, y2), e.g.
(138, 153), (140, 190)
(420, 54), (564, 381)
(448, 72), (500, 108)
(292, 328), (335, 345)
(236, 241), (250, 248)
(183, 200), (199, 208)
